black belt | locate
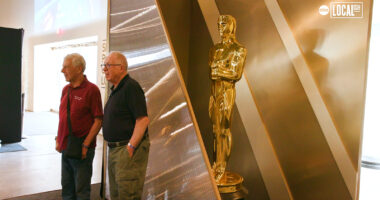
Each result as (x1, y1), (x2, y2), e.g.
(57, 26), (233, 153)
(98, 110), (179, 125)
(107, 140), (129, 148)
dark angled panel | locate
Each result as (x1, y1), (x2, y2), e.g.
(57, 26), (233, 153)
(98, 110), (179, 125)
(0, 27), (23, 143)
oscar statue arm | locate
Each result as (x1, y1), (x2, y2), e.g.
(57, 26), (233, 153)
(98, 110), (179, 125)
(209, 46), (222, 81)
(213, 47), (247, 82)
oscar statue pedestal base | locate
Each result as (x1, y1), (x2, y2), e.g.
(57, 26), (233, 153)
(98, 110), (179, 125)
(217, 171), (247, 199)
(220, 186), (248, 200)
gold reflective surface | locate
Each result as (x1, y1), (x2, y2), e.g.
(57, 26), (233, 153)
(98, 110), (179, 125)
(208, 15), (247, 187)
(155, 1), (269, 198)
(108, 0), (219, 199)
(277, 0), (371, 171)
(215, 0), (372, 199)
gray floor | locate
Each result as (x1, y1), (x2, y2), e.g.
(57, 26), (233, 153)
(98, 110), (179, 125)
(6, 184), (101, 200)
(0, 112), (103, 199)
(1, 112), (379, 199)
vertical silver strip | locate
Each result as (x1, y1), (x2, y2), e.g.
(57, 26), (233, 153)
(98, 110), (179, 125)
(102, 0), (111, 198)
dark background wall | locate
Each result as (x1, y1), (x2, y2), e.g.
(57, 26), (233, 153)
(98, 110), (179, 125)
(0, 27), (23, 143)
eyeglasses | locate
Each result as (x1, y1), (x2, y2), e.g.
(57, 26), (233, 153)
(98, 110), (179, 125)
(101, 63), (121, 70)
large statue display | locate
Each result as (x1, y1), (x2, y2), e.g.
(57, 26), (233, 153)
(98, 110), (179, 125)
(209, 15), (247, 193)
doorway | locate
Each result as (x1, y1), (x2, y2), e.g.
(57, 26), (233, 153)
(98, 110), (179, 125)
(34, 36), (98, 112)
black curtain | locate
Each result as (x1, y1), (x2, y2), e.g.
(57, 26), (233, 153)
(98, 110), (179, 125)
(0, 27), (23, 143)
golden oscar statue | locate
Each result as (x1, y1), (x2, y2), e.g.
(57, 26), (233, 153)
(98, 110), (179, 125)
(209, 15), (247, 194)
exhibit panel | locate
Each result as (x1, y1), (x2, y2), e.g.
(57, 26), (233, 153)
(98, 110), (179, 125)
(107, 0), (371, 199)
(155, 1), (271, 199)
(213, 0), (372, 199)
(155, 0), (373, 199)
(108, 0), (219, 199)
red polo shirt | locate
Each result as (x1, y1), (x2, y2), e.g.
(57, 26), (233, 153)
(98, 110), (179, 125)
(57, 76), (103, 151)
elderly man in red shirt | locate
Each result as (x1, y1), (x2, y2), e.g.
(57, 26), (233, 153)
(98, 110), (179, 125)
(56, 53), (103, 200)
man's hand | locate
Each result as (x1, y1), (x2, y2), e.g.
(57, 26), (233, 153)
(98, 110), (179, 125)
(81, 146), (88, 159)
(128, 116), (149, 158)
(55, 139), (61, 153)
(81, 117), (102, 159)
(126, 145), (134, 158)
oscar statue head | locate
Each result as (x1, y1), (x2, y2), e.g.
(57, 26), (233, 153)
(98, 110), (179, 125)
(217, 15), (237, 39)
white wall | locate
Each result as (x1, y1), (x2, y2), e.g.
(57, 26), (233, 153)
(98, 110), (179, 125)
(0, 0), (34, 109)
(0, 0), (108, 111)
(34, 36), (99, 112)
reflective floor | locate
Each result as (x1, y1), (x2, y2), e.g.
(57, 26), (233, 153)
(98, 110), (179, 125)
(0, 112), (103, 199)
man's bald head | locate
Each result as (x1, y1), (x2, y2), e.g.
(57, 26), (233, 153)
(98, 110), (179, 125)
(103, 51), (129, 86)
(108, 51), (128, 70)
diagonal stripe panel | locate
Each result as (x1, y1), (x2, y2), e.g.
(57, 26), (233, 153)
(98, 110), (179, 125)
(264, 0), (364, 198)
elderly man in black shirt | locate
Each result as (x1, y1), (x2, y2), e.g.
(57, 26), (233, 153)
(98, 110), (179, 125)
(102, 51), (150, 200)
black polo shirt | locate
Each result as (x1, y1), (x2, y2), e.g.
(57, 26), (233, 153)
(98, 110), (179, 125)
(103, 74), (148, 142)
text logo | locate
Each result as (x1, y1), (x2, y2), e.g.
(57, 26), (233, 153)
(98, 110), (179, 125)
(74, 96), (83, 101)
(319, 5), (329, 16)
(330, 2), (363, 18)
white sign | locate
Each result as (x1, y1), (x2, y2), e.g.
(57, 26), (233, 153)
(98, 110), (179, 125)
(331, 2), (363, 18)
(319, 2), (364, 18)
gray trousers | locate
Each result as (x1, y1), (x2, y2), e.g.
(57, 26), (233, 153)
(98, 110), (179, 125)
(108, 136), (150, 200)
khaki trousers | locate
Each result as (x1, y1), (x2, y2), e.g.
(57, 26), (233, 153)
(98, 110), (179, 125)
(108, 136), (150, 200)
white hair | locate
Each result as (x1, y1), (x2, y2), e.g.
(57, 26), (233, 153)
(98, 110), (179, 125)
(64, 53), (86, 72)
